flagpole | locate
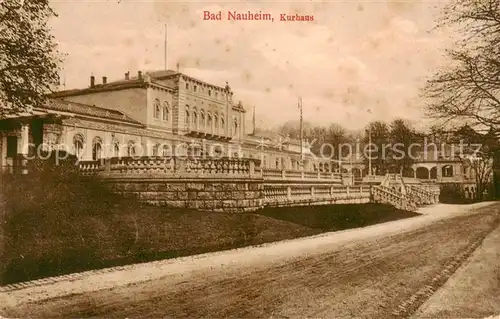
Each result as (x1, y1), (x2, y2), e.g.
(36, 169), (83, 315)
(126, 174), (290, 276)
(299, 97), (303, 164)
(252, 105), (256, 135)
(164, 23), (167, 70)
(368, 124), (372, 176)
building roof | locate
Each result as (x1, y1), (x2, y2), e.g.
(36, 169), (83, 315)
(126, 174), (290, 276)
(50, 79), (147, 98)
(41, 99), (142, 125)
(51, 69), (234, 99)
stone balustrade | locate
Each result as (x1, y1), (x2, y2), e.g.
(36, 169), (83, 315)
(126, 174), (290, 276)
(262, 168), (342, 183)
(78, 160), (103, 175)
(79, 156), (262, 180)
(406, 185), (439, 205)
(263, 184), (371, 208)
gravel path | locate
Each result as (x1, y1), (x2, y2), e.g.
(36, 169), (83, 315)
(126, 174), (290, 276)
(414, 215), (500, 319)
(1, 202), (498, 318)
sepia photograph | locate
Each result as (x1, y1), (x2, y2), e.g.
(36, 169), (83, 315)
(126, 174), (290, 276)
(0, 0), (500, 317)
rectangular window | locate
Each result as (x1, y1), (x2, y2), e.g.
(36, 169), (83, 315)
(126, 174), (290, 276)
(7, 136), (17, 157)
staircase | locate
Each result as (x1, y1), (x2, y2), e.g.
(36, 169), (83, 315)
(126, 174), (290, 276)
(372, 173), (438, 211)
(372, 184), (417, 211)
(405, 185), (438, 205)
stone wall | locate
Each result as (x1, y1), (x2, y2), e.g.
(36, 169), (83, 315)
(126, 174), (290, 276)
(106, 178), (263, 213)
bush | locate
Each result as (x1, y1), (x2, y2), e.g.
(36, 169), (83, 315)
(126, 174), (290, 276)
(439, 183), (476, 204)
(0, 151), (137, 283)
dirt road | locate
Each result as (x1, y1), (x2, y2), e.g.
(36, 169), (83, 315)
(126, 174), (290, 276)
(2, 202), (499, 318)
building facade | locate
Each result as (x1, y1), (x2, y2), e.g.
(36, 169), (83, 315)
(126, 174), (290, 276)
(0, 70), (327, 173)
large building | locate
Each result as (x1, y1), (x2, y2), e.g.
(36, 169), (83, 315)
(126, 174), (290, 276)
(0, 70), (326, 172)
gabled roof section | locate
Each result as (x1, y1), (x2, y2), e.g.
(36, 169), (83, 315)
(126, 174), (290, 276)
(42, 99), (143, 125)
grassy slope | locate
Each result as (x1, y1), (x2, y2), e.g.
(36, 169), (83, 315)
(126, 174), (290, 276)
(256, 203), (420, 231)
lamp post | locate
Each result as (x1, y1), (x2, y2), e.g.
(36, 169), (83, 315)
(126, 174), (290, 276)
(368, 124), (372, 176)
(298, 97), (303, 166)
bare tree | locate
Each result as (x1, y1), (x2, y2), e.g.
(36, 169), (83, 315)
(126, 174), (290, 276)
(452, 125), (499, 200)
(464, 152), (493, 200)
(423, 0), (500, 136)
(0, 0), (61, 115)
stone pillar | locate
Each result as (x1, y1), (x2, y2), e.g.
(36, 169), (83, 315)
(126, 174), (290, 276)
(249, 159), (255, 177)
(104, 158), (111, 173)
(454, 163), (462, 181)
(19, 124), (29, 156)
(84, 130), (92, 161)
(19, 124), (29, 174)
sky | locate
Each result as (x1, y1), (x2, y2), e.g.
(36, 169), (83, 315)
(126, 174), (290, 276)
(49, 0), (455, 132)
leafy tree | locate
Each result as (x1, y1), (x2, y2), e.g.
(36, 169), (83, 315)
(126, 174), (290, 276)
(423, 0), (500, 136)
(0, 0), (60, 115)
(363, 121), (390, 175)
(388, 119), (419, 174)
(276, 121), (352, 160)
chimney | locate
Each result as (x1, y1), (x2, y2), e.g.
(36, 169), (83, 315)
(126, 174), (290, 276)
(90, 75), (95, 88)
(138, 71), (143, 80)
(125, 71), (130, 80)
(102, 76), (107, 85)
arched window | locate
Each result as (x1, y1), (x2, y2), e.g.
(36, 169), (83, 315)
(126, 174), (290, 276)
(152, 143), (160, 156)
(193, 111), (198, 129)
(153, 99), (161, 119)
(162, 102), (169, 121)
(200, 111), (205, 129)
(185, 109), (190, 128)
(416, 167), (429, 179)
(214, 115), (218, 134)
(92, 137), (102, 160)
(221, 117), (225, 133)
(73, 134), (84, 158)
(162, 144), (171, 157)
(442, 165), (454, 177)
(233, 118), (238, 137)
(127, 141), (136, 157)
(207, 113), (213, 133)
(112, 141), (120, 157)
